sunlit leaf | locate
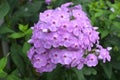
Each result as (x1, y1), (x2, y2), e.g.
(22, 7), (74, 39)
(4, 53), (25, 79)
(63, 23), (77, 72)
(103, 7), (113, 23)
(18, 24), (28, 32)
(0, 57), (7, 70)
(9, 32), (25, 39)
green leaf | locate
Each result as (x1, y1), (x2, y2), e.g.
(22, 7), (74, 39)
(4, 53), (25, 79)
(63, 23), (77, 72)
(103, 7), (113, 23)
(111, 21), (120, 37)
(9, 32), (25, 39)
(83, 67), (97, 75)
(15, 1), (43, 17)
(113, 21), (120, 30)
(0, 0), (10, 19)
(0, 70), (7, 78)
(94, 12), (103, 17)
(73, 68), (85, 80)
(18, 24), (28, 32)
(22, 42), (31, 63)
(24, 77), (37, 80)
(6, 69), (21, 80)
(99, 29), (109, 39)
(25, 28), (32, 35)
(0, 57), (7, 70)
(0, 55), (8, 78)
(45, 65), (76, 80)
(7, 74), (21, 80)
(10, 44), (25, 75)
(46, 66), (65, 80)
(22, 42), (31, 53)
(101, 63), (112, 79)
(0, 24), (14, 34)
(109, 14), (116, 20)
(112, 61), (120, 70)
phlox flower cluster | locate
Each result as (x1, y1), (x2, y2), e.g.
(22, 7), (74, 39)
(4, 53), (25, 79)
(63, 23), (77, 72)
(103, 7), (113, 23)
(27, 2), (111, 73)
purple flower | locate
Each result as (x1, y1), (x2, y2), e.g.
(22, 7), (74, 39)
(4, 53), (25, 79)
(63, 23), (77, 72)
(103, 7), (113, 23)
(32, 54), (48, 68)
(89, 30), (99, 43)
(60, 21), (73, 32)
(27, 47), (35, 60)
(98, 48), (111, 63)
(86, 54), (98, 67)
(39, 10), (53, 22)
(36, 60), (56, 73)
(45, 0), (51, 5)
(61, 2), (73, 8)
(49, 49), (63, 64)
(60, 50), (72, 65)
(77, 58), (85, 70)
(27, 2), (111, 73)
(72, 9), (87, 19)
(53, 10), (70, 23)
(35, 47), (46, 54)
(73, 4), (82, 10)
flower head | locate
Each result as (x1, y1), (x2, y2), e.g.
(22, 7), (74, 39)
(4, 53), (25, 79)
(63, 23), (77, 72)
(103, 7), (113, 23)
(27, 2), (111, 73)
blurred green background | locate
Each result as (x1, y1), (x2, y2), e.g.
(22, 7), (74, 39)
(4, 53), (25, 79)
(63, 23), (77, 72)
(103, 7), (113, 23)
(0, 0), (120, 80)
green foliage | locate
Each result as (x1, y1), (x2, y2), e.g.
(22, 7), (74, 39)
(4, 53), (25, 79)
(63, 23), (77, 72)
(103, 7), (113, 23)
(73, 68), (85, 80)
(9, 24), (32, 39)
(83, 67), (97, 75)
(0, 0), (10, 19)
(0, 70), (7, 78)
(0, 24), (14, 34)
(0, 57), (8, 78)
(0, 57), (7, 70)
(0, 0), (120, 80)
(9, 32), (25, 39)
(101, 63), (112, 79)
(88, 0), (120, 80)
(18, 24), (28, 32)
(6, 69), (21, 80)
(22, 42), (31, 55)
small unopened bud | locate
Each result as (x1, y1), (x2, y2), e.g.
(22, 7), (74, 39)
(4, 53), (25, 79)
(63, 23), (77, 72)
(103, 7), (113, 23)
(45, 0), (51, 5)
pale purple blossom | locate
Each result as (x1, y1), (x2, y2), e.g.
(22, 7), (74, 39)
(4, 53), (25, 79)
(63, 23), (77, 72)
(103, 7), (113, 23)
(98, 48), (111, 63)
(27, 2), (111, 73)
(86, 54), (98, 67)
(32, 54), (47, 68)
(77, 58), (85, 70)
